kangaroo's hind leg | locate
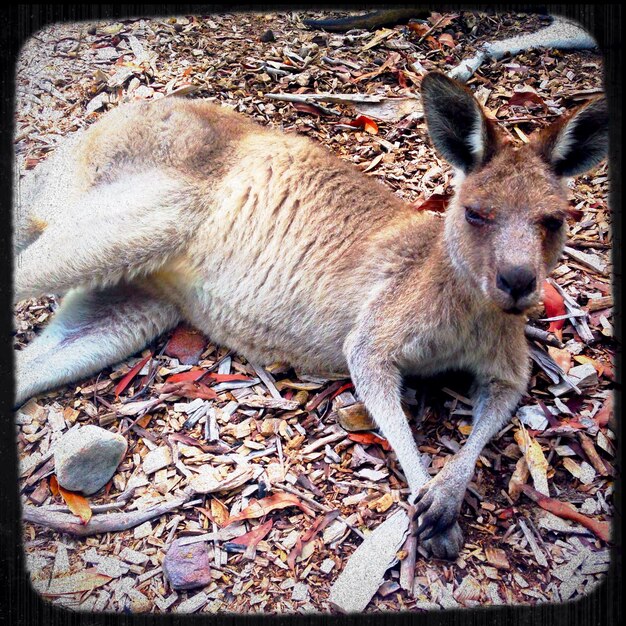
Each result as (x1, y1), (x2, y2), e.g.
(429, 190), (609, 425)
(14, 282), (180, 407)
(13, 171), (197, 303)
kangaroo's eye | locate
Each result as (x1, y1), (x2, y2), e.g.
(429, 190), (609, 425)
(465, 207), (491, 226)
(542, 216), (564, 232)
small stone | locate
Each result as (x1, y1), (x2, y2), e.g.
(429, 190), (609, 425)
(260, 29), (275, 42)
(336, 402), (376, 432)
(319, 558), (336, 574)
(163, 539), (212, 590)
(54, 425), (127, 495)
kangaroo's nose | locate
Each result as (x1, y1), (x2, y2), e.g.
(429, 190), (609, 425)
(496, 266), (537, 301)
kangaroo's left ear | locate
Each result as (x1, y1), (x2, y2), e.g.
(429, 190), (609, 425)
(534, 97), (609, 177)
(420, 72), (500, 174)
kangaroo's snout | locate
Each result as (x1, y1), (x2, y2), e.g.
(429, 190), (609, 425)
(496, 266), (537, 304)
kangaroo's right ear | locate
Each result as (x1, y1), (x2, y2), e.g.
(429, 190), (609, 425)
(420, 72), (500, 173)
(533, 97), (608, 177)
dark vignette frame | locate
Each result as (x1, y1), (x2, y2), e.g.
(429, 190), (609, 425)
(0, 3), (621, 626)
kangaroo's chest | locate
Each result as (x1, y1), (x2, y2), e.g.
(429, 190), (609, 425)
(400, 309), (511, 379)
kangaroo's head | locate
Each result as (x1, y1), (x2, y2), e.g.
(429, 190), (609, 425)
(421, 72), (608, 314)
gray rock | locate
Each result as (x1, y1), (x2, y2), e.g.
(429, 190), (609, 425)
(163, 539), (212, 590)
(54, 425), (127, 495)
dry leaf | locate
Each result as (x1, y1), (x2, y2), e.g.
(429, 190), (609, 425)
(227, 519), (273, 548)
(438, 33), (456, 48)
(413, 193), (451, 213)
(42, 569), (112, 596)
(521, 485), (610, 541)
(348, 114), (379, 134)
(509, 90), (545, 107)
(228, 492), (315, 524)
(508, 456), (530, 501)
(292, 101), (329, 116)
(160, 381), (218, 400)
(542, 280), (566, 333)
(166, 368), (207, 384)
(287, 510), (340, 569)
(115, 353), (152, 397)
(547, 347), (572, 373)
(347, 432), (391, 451)
(514, 426), (549, 496)
(210, 498), (231, 527)
(58, 485), (93, 524)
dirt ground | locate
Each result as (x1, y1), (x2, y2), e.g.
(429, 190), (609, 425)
(14, 10), (614, 614)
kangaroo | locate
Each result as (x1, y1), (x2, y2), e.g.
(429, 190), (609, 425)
(13, 73), (608, 558)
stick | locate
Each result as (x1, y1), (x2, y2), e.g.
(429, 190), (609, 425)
(448, 17), (597, 82)
(525, 324), (564, 348)
(266, 92), (387, 105)
(302, 9), (425, 32)
(399, 514), (418, 594)
(22, 494), (190, 537)
(547, 278), (595, 343)
(521, 484), (611, 542)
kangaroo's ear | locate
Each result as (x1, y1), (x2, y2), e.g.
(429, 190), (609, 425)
(420, 72), (500, 173)
(534, 97), (608, 177)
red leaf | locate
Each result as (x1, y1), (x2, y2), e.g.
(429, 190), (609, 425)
(509, 90), (545, 108)
(160, 381), (218, 400)
(165, 368), (207, 384)
(413, 193), (452, 213)
(229, 519), (273, 548)
(542, 280), (566, 332)
(347, 115), (379, 135)
(115, 353), (152, 398)
(521, 485), (610, 541)
(164, 324), (207, 365)
(347, 432), (391, 451)
(407, 22), (430, 37)
(594, 399), (613, 428)
(292, 102), (328, 116)
(306, 380), (353, 411)
(228, 492), (315, 524)
(58, 486), (92, 524)
(287, 510), (339, 569)
(206, 373), (254, 383)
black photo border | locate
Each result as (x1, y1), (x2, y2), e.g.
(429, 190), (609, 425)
(0, 3), (621, 626)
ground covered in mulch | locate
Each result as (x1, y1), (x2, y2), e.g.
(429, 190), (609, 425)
(14, 10), (614, 614)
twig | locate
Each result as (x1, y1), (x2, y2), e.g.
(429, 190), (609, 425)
(266, 92), (386, 105)
(521, 485), (610, 542)
(399, 513), (418, 594)
(547, 278), (594, 343)
(22, 494), (191, 537)
(525, 324), (564, 348)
